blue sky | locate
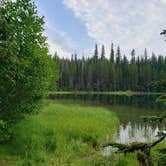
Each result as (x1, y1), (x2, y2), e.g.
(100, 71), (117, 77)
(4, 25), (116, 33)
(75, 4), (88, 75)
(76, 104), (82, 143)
(35, 0), (166, 58)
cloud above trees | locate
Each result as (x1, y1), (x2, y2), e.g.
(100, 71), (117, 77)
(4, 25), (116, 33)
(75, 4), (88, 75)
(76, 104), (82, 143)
(63, 0), (166, 57)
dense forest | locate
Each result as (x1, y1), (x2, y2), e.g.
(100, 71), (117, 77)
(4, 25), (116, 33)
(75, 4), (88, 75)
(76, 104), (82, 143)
(54, 44), (166, 92)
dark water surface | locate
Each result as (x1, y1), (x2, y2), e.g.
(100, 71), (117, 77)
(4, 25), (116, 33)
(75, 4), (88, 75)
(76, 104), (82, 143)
(49, 93), (166, 144)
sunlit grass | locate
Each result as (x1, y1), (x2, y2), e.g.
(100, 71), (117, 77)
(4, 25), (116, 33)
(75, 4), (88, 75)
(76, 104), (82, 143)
(0, 100), (118, 165)
(0, 100), (164, 165)
(49, 91), (165, 96)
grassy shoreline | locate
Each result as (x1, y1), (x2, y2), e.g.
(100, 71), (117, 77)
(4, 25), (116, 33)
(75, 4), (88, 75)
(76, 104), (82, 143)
(0, 100), (118, 166)
(50, 91), (165, 96)
(0, 100), (165, 165)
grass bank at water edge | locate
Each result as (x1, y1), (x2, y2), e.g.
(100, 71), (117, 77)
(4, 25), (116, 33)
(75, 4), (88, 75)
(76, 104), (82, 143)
(49, 91), (165, 96)
(0, 100), (118, 166)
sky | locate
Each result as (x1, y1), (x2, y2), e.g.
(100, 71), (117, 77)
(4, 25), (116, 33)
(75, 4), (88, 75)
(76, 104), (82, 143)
(35, 0), (166, 58)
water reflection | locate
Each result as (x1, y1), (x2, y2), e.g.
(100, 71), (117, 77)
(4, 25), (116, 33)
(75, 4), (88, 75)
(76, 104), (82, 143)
(49, 93), (164, 109)
(49, 93), (165, 144)
(102, 123), (165, 156)
(115, 122), (163, 143)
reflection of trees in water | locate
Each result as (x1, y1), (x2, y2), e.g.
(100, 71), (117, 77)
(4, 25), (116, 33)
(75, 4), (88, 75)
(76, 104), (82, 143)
(109, 108), (163, 126)
(116, 122), (165, 143)
(49, 93), (165, 143)
(49, 93), (164, 109)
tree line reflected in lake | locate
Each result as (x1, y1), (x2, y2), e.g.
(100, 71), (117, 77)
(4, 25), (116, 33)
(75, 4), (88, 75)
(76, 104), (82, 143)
(49, 93), (165, 143)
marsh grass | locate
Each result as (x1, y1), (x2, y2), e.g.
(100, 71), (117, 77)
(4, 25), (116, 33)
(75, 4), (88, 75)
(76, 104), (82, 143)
(0, 100), (164, 165)
(50, 91), (164, 96)
(0, 100), (118, 165)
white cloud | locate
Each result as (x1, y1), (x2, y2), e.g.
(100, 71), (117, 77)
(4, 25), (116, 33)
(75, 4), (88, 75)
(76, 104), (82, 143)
(47, 41), (69, 57)
(63, 0), (166, 57)
(44, 22), (76, 58)
(35, 2), (76, 58)
(160, 0), (166, 3)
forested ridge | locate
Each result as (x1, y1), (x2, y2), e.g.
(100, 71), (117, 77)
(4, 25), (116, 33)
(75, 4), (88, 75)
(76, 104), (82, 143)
(54, 44), (166, 92)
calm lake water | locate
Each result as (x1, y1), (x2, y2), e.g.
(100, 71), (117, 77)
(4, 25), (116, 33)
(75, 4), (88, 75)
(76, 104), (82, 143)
(49, 93), (166, 144)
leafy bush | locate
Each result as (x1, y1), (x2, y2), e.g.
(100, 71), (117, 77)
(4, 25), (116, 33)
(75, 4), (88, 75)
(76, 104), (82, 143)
(0, 120), (12, 142)
(148, 80), (166, 92)
(0, 101), (118, 165)
(0, 0), (56, 141)
(156, 94), (166, 105)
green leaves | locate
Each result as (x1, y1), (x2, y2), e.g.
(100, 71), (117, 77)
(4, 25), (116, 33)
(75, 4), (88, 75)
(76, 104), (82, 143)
(0, 119), (12, 143)
(0, 0), (57, 141)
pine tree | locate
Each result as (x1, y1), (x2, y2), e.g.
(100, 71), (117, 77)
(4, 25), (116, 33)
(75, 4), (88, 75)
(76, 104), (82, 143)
(110, 43), (114, 63)
(56, 44), (166, 92)
(116, 46), (121, 65)
(101, 45), (105, 60)
(94, 44), (98, 63)
(131, 49), (136, 64)
(144, 48), (148, 62)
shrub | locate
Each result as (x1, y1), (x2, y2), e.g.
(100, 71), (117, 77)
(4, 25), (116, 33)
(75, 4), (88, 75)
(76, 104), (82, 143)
(0, 0), (56, 141)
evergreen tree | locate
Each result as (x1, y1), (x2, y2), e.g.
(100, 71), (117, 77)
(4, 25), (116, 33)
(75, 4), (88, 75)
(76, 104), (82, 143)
(56, 44), (166, 92)
(110, 43), (114, 63)
(116, 46), (121, 65)
(93, 44), (98, 63)
(131, 49), (136, 64)
(144, 48), (148, 62)
(101, 45), (105, 60)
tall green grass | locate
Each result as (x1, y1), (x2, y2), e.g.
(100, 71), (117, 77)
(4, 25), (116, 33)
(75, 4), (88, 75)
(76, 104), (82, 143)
(0, 100), (118, 165)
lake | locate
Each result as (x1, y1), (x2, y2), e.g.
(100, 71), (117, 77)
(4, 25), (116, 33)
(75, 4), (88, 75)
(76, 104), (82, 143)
(49, 93), (166, 144)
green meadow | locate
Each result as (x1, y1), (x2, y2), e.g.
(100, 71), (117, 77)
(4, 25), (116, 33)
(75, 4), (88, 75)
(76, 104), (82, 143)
(0, 100), (118, 166)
